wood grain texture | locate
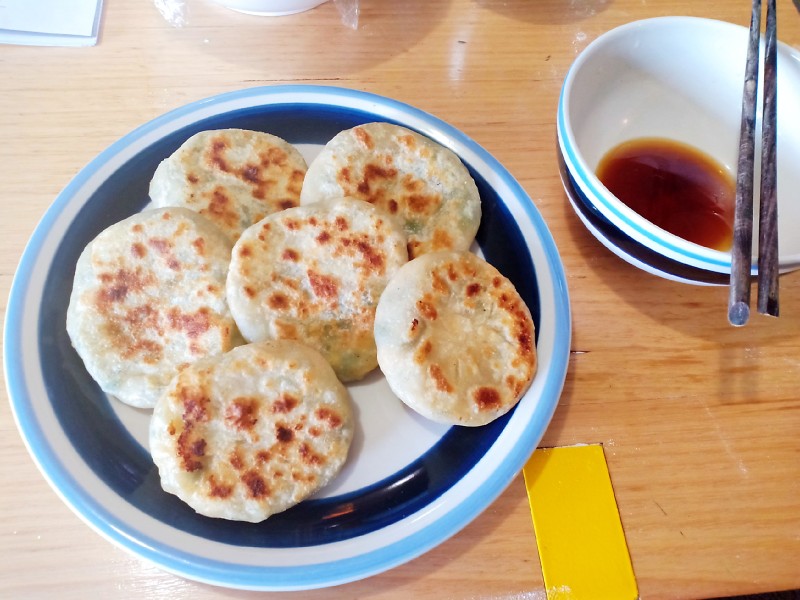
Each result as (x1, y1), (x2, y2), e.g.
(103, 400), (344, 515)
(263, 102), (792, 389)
(1, 1), (800, 598)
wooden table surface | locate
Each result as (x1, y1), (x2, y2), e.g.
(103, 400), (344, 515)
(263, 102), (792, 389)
(2, 1), (799, 598)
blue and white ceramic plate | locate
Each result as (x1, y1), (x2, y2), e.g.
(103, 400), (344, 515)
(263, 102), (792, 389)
(4, 86), (570, 591)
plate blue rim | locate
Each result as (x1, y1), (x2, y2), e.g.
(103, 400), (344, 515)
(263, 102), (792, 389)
(4, 85), (571, 590)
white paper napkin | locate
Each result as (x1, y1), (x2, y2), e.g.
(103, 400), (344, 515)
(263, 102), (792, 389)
(0, 0), (104, 47)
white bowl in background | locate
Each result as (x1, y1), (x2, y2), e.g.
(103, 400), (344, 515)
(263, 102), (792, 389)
(557, 16), (800, 282)
(209, 0), (328, 16)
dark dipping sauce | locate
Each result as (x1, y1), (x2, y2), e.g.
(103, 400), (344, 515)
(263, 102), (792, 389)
(596, 137), (735, 251)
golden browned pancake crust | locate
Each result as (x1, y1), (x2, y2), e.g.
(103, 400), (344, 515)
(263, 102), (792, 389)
(149, 341), (354, 522)
(227, 197), (408, 382)
(374, 251), (537, 426)
(66, 208), (239, 408)
(300, 122), (481, 259)
(150, 128), (307, 241)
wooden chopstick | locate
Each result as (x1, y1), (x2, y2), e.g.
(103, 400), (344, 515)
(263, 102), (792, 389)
(757, 0), (779, 317)
(728, 0), (779, 326)
(728, 0), (762, 326)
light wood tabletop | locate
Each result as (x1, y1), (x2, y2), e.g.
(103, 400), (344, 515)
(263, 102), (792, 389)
(2, 1), (799, 598)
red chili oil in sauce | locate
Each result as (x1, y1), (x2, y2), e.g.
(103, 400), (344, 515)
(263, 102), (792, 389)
(596, 137), (736, 251)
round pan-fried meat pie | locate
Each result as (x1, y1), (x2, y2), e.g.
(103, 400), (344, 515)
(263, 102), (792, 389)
(149, 128), (307, 242)
(300, 122), (481, 259)
(149, 340), (354, 523)
(374, 250), (537, 427)
(66, 208), (240, 409)
(226, 197), (408, 382)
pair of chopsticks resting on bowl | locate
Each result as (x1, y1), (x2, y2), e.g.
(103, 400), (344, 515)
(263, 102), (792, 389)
(728, 0), (780, 326)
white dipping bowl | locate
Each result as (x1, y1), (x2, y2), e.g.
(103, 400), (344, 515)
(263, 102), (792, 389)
(557, 16), (800, 284)
(210, 0), (327, 16)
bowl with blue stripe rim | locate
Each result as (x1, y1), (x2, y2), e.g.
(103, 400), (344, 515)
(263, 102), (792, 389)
(557, 16), (800, 279)
(556, 145), (730, 286)
(4, 85), (571, 590)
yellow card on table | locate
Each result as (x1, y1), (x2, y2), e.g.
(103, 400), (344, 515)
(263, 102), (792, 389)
(523, 445), (638, 600)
